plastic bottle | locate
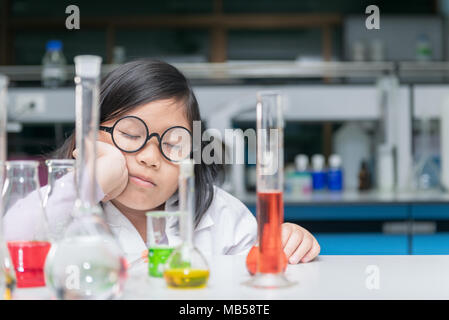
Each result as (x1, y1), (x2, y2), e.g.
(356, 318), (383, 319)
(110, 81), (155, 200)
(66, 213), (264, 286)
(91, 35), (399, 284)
(294, 154), (312, 195)
(377, 144), (395, 192)
(416, 34), (432, 62)
(311, 154), (327, 191)
(41, 40), (67, 88)
(327, 154), (343, 192)
(441, 95), (449, 191)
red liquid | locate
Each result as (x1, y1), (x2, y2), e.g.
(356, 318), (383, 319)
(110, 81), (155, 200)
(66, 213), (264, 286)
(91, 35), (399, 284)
(7, 241), (51, 288)
(257, 190), (285, 274)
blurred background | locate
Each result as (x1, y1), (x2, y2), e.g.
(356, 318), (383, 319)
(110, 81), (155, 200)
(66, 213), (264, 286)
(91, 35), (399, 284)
(3, 0), (449, 255)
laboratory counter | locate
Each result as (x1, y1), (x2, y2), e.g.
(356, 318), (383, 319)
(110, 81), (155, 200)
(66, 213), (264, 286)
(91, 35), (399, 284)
(13, 255), (449, 300)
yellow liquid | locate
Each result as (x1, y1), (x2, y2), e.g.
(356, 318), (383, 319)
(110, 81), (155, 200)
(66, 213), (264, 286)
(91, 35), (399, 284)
(163, 268), (209, 289)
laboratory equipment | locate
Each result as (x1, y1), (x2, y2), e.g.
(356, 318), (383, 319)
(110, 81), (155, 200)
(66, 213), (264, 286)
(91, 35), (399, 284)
(41, 40), (67, 88)
(288, 154), (312, 196)
(377, 145), (395, 192)
(244, 91), (294, 289)
(358, 160), (372, 191)
(409, 117), (441, 191)
(2, 161), (50, 288)
(246, 244), (287, 276)
(311, 154), (327, 191)
(0, 75), (15, 299)
(327, 154), (343, 192)
(334, 122), (370, 191)
(43, 159), (76, 240)
(441, 95), (449, 191)
(44, 55), (127, 300)
(146, 211), (180, 278)
(416, 34), (432, 61)
(163, 159), (209, 289)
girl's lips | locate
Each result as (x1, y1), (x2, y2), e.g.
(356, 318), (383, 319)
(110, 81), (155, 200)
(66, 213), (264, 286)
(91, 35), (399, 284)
(129, 175), (156, 188)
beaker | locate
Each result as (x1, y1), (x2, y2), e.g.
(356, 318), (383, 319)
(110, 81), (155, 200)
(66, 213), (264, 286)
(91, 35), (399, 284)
(44, 55), (127, 300)
(244, 91), (294, 289)
(2, 160), (51, 288)
(146, 211), (181, 278)
(0, 74), (16, 299)
(163, 159), (210, 289)
(43, 159), (76, 241)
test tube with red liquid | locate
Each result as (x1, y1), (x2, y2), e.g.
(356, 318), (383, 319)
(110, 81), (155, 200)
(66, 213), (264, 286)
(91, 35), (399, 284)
(245, 92), (295, 289)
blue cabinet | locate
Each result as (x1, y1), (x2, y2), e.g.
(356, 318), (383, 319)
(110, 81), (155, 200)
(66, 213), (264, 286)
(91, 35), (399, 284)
(245, 202), (449, 255)
(314, 233), (408, 255)
(412, 233), (449, 254)
(246, 204), (408, 220)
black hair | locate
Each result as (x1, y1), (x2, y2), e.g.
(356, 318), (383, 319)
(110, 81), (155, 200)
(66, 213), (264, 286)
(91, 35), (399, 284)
(54, 59), (223, 226)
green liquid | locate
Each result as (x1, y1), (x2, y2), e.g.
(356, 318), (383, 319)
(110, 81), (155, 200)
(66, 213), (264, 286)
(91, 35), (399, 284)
(148, 247), (174, 277)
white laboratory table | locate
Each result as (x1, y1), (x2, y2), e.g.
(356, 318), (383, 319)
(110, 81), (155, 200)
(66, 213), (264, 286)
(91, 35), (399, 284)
(12, 255), (449, 300)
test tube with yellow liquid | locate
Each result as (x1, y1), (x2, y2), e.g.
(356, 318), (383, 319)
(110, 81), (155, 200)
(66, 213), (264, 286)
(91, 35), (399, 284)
(163, 159), (210, 289)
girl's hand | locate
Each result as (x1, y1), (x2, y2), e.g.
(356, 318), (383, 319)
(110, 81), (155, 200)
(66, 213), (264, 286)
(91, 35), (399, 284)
(281, 222), (320, 264)
(73, 140), (129, 202)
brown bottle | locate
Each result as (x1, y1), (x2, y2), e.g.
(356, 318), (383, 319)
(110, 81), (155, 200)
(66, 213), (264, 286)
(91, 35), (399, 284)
(358, 160), (371, 191)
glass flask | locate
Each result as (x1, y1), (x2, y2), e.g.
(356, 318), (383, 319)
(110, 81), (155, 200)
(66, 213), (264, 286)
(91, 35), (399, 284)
(2, 161), (51, 288)
(43, 159), (76, 241)
(0, 74), (16, 299)
(244, 91), (295, 289)
(44, 55), (127, 300)
(163, 159), (210, 289)
(146, 211), (181, 278)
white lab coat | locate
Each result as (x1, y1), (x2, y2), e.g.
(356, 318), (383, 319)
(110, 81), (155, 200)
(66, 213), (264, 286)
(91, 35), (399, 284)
(103, 186), (257, 263)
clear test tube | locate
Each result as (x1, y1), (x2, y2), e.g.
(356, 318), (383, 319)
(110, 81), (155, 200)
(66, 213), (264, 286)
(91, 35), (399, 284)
(0, 75), (7, 182)
(246, 91), (294, 288)
(73, 55), (102, 209)
(0, 74), (15, 299)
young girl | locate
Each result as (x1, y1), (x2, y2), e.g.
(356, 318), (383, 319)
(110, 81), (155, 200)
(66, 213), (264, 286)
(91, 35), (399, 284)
(5, 59), (320, 266)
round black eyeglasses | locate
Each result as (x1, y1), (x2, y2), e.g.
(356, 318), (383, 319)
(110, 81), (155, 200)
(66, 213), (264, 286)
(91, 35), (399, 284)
(99, 115), (192, 163)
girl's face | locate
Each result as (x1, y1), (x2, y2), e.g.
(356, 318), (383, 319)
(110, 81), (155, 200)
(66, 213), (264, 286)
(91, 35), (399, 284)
(98, 98), (190, 212)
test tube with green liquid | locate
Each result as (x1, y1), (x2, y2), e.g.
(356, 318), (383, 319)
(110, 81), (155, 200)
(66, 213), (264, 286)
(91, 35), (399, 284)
(146, 211), (180, 277)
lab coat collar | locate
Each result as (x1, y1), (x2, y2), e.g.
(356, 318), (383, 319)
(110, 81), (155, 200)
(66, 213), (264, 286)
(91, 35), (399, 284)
(103, 191), (215, 234)
(164, 191), (214, 232)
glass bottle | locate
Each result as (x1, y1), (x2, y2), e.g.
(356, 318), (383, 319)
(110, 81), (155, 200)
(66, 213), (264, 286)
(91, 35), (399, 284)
(163, 159), (210, 289)
(0, 74), (15, 299)
(43, 159), (76, 241)
(44, 55), (127, 300)
(2, 161), (51, 288)
(244, 91), (295, 288)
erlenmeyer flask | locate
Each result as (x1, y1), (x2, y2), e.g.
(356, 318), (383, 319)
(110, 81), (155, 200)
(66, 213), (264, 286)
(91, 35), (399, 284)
(2, 161), (51, 288)
(0, 74), (16, 299)
(244, 91), (295, 289)
(44, 55), (127, 300)
(43, 159), (76, 241)
(163, 159), (210, 289)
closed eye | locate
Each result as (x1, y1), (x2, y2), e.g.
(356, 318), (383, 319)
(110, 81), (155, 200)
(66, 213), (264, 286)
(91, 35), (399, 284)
(119, 130), (141, 140)
(163, 142), (181, 149)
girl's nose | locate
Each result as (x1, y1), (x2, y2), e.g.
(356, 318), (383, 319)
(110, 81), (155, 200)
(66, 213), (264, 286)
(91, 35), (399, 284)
(135, 140), (161, 169)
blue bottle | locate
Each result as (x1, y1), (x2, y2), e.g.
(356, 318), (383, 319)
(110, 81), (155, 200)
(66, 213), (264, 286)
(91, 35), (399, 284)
(328, 154), (343, 191)
(311, 154), (327, 191)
